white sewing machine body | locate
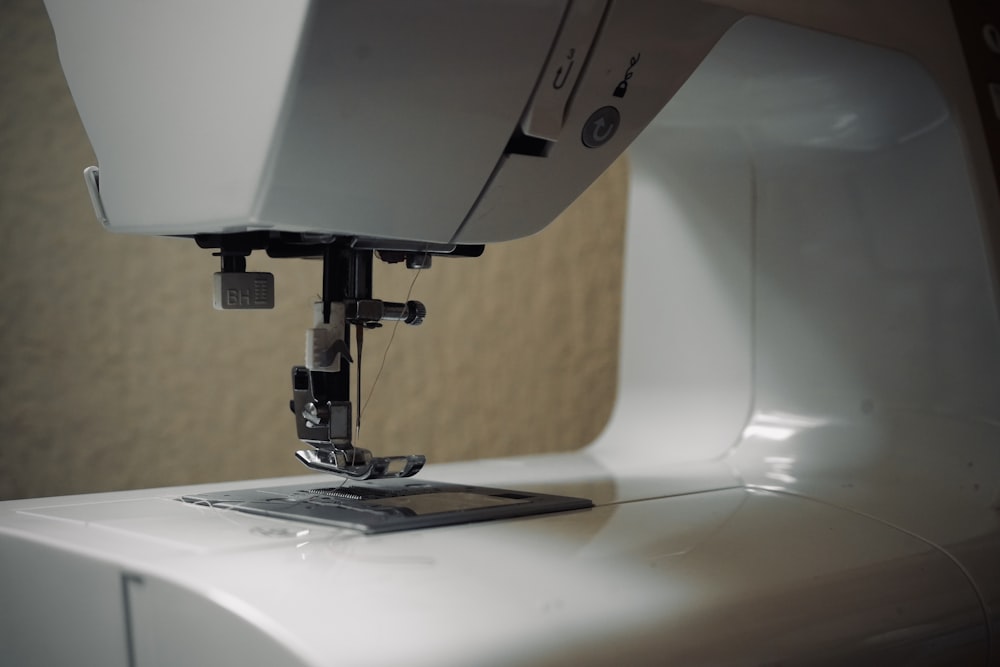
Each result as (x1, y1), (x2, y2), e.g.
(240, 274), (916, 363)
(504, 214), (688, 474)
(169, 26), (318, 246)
(3, 1), (1000, 665)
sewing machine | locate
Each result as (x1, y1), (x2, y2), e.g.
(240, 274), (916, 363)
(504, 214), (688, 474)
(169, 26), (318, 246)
(3, 0), (1000, 664)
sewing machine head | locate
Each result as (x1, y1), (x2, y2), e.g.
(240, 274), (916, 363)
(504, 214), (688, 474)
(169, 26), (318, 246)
(45, 0), (678, 479)
(44, 0), (1000, 484)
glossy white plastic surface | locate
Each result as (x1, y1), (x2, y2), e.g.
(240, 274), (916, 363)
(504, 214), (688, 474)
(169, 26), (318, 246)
(44, 0), (310, 233)
(45, 0), (567, 241)
(594, 13), (1000, 655)
(455, 0), (742, 243)
(5, 7), (1000, 667)
(520, 0), (607, 141)
(0, 471), (988, 666)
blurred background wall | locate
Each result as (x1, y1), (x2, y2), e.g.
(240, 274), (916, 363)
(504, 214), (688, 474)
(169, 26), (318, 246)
(0, 0), (626, 499)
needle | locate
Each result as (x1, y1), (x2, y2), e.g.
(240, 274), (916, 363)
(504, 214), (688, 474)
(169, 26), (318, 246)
(355, 323), (364, 442)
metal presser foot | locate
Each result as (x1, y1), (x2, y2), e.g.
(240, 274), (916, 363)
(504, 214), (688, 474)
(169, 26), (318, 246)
(291, 356), (427, 480)
(289, 243), (427, 481)
(294, 448), (425, 480)
(291, 360), (427, 480)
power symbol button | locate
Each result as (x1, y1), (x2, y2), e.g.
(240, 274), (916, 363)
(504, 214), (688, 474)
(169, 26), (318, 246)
(582, 106), (620, 148)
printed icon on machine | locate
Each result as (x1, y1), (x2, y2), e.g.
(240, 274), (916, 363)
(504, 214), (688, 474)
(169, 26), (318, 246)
(613, 53), (641, 98)
(553, 48), (576, 89)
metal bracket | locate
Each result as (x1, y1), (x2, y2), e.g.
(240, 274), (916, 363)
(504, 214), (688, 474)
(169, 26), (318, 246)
(290, 365), (425, 480)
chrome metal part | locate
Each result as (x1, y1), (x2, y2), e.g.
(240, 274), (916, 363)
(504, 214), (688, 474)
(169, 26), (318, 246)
(290, 245), (428, 480)
(405, 252), (432, 269)
(306, 302), (348, 370)
(294, 448), (425, 480)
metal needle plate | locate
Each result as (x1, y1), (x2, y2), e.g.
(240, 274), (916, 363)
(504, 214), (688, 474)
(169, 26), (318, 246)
(182, 479), (592, 534)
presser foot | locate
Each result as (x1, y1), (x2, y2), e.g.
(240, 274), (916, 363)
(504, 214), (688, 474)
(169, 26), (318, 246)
(295, 447), (426, 480)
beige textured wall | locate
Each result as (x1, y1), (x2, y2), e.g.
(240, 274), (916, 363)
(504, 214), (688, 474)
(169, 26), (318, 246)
(0, 0), (626, 500)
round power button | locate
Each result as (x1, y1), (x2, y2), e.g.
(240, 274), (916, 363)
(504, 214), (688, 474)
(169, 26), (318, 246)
(582, 106), (620, 148)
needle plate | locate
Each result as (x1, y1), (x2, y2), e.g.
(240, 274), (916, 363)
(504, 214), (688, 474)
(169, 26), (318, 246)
(181, 479), (592, 534)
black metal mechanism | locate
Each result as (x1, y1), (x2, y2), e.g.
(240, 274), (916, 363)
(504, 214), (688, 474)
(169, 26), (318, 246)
(194, 231), (483, 480)
(296, 242), (428, 478)
(192, 230), (484, 262)
(318, 242), (365, 446)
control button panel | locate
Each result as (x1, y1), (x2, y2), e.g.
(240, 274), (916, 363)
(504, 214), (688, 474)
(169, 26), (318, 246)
(521, 0), (608, 141)
(455, 0), (742, 244)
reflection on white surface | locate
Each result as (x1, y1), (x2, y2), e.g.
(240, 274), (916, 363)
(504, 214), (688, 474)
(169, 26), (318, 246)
(740, 412), (828, 442)
(742, 424), (794, 441)
(654, 16), (950, 152)
(762, 456), (797, 487)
